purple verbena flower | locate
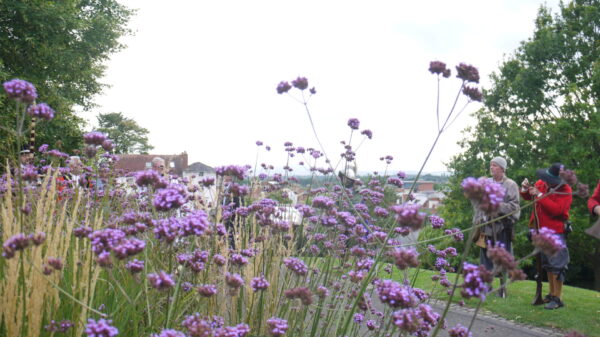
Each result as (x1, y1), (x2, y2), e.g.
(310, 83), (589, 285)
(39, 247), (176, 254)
(361, 129), (373, 139)
(389, 248), (420, 270)
(429, 215), (445, 229)
(531, 227), (565, 256)
(147, 271), (175, 290)
(125, 259), (145, 273)
(455, 63), (480, 83)
(3, 79), (37, 103)
(83, 132), (108, 146)
(284, 287), (313, 305)
(390, 204), (426, 229)
(291, 77), (308, 90)
(347, 118), (360, 130)
(460, 263), (493, 300)
(153, 185), (187, 211)
(266, 317), (288, 337)
(27, 103), (55, 120)
(276, 81), (292, 94)
(85, 318), (118, 337)
(198, 284), (218, 297)
(283, 257), (308, 276)
(448, 323), (472, 337)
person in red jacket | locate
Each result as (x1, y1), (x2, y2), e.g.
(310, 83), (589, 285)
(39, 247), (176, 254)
(586, 180), (600, 239)
(520, 163), (572, 310)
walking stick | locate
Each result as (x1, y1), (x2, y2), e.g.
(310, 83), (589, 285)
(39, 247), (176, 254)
(532, 204), (544, 305)
(29, 115), (36, 153)
(585, 217), (600, 240)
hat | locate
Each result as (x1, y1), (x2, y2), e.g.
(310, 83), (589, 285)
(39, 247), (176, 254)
(338, 171), (360, 188)
(490, 156), (507, 171)
(536, 163), (563, 186)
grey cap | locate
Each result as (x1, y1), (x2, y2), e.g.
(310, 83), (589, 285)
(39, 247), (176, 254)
(491, 156), (507, 171)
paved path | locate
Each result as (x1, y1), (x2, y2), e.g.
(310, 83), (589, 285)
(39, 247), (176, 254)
(428, 300), (564, 337)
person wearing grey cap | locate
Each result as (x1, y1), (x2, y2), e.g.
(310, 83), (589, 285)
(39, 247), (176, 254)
(473, 156), (520, 298)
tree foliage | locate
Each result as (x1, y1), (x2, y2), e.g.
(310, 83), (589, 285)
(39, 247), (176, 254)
(0, 0), (134, 156)
(440, 0), (600, 289)
(97, 112), (153, 154)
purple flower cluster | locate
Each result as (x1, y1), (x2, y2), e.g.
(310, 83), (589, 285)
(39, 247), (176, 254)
(388, 247), (420, 270)
(463, 86), (482, 102)
(251, 276), (270, 292)
(390, 203), (426, 229)
(125, 259), (145, 273)
(361, 129), (373, 139)
(347, 118), (360, 130)
(444, 228), (464, 242)
(112, 238), (145, 260)
(180, 210), (210, 236)
(531, 227), (565, 256)
(266, 317), (288, 336)
(225, 273), (244, 289)
(387, 177), (404, 188)
(215, 165), (248, 180)
(311, 196), (335, 209)
(375, 279), (418, 308)
(197, 284), (218, 297)
(2, 233), (31, 258)
(429, 215), (445, 229)
(460, 263), (493, 300)
(428, 61), (451, 78)
(45, 320), (74, 333)
(147, 271), (176, 290)
(291, 77), (308, 90)
(276, 81), (292, 94)
(283, 257), (308, 276)
(455, 63), (480, 83)
(284, 287), (313, 305)
(84, 132), (108, 146)
(461, 177), (505, 214)
(392, 304), (440, 337)
(153, 185), (187, 211)
(85, 318), (119, 337)
(3, 79), (37, 103)
(27, 103), (55, 120)
(448, 323), (472, 337)
(135, 170), (163, 187)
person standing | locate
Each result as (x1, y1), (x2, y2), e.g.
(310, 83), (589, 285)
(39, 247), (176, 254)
(476, 156), (520, 298)
(586, 180), (600, 239)
(520, 163), (572, 310)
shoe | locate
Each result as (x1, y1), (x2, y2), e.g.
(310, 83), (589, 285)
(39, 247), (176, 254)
(543, 294), (553, 303)
(544, 297), (564, 310)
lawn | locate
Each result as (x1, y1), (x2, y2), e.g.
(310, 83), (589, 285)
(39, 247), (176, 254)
(393, 268), (600, 337)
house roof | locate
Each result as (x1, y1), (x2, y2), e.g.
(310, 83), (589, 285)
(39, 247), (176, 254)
(115, 153), (188, 176)
(185, 161), (215, 173)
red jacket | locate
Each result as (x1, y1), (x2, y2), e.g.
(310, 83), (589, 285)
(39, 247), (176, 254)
(588, 180), (600, 215)
(520, 179), (572, 234)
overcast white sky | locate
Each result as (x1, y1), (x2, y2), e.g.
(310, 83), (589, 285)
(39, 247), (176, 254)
(90, 0), (561, 175)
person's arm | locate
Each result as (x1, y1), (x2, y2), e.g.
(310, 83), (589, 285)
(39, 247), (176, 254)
(498, 180), (520, 217)
(587, 181), (600, 216)
(537, 185), (573, 217)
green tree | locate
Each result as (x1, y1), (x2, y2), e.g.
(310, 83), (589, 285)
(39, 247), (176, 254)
(97, 112), (153, 154)
(0, 0), (134, 157)
(441, 0), (600, 290)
